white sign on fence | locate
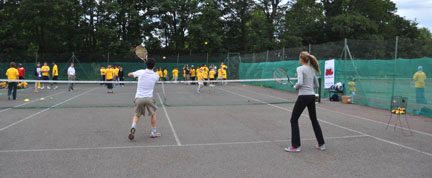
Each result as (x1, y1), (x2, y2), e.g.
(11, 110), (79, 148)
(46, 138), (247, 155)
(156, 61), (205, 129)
(324, 59), (335, 89)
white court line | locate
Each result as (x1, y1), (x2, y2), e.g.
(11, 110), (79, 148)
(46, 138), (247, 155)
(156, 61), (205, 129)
(185, 135), (368, 147)
(0, 88), (97, 132)
(218, 87), (432, 157)
(157, 93), (182, 146)
(0, 135), (367, 153)
(236, 86), (432, 137)
(0, 91), (65, 113)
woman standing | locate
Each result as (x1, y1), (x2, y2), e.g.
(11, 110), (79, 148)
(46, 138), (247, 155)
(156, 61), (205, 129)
(285, 51), (325, 152)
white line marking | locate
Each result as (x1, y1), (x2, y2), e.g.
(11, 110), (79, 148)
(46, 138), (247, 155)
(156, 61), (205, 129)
(0, 88), (97, 132)
(218, 87), (432, 157)
(157, 93), (182, 146)
(0, 144), (179, 153)
(0, 135), (367, 153)
(0, 91), (65, 113)
(236, 86), (432, 137)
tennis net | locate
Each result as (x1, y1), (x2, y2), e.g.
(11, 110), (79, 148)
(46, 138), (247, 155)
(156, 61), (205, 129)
(0, 78), (321, 109)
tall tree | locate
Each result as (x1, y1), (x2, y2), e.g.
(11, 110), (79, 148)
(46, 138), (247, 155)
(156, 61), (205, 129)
(222, 0), (254, 52)
(255, 0), (285, 49)
(158, 0), (199, 52)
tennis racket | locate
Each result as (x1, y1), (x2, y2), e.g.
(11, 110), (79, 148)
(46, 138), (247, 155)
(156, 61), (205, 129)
(273, 68), (294, 87)
(135, 44), (148, 62)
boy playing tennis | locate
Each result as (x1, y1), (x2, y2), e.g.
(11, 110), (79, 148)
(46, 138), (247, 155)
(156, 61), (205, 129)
(128, 58), (160, 140)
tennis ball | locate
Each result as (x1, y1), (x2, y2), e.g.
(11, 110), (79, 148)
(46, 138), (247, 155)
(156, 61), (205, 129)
(204, 41), (208, 45)
(162, 56), (166, 60)
(24, 99), (30, 102)
(50, 97), (54, 100)
(40, 98), (45, 100)
(395, 110), (400, 115)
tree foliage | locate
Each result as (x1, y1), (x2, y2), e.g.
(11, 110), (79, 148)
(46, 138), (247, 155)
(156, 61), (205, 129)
(0, 0), (428, 61)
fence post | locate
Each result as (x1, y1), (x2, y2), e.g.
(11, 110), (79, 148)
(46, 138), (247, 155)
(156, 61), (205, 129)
(253, 52), (256, 63)
(394, 36), (398, 59)
(176, 53), (179, 68)
(266, 50), (269, 62)
(344, 38), (347, 60)
(391, 36), (399, 100)
(282, 47), (285, 61)
(35, 53), (38, 64)
(309, 44), (311, 53)
(107, 52), (110, 65)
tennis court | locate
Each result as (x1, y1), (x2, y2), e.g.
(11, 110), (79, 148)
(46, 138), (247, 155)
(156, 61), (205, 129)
(1, 81), (432, 178)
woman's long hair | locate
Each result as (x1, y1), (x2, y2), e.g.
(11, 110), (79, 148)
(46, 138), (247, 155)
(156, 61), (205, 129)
(299, 51), (320, 74)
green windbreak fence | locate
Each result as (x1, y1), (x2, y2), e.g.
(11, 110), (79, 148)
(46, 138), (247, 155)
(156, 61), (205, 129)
(239, 58), (432, 117)
(0, 62), (221, 81)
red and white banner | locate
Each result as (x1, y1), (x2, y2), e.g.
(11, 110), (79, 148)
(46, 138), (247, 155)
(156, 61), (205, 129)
(324, 59), (335, 89)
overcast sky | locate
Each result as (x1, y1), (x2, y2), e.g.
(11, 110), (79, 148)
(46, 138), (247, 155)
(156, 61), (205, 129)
(393, 0), (432, 30)
(280, 0), (431, 30)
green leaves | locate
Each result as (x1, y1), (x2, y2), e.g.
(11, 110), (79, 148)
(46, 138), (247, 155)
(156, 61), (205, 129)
(0, 0), (426, 61)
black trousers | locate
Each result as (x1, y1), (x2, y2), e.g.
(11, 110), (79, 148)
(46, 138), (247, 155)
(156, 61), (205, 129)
(106, 79), (113, 89)
(8, 82), (17, 100)
(290, 95), (325, 148)
(101, 75), (105, 85)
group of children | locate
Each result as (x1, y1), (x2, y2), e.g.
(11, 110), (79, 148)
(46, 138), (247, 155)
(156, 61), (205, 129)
(99, 64), (125, 93)
(153, 63), (228, 93)
(33, 61), (60, 91)
(154, 62), (228, 83)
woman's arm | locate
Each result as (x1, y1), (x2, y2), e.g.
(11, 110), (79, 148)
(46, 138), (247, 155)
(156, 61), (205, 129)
(313, 75), (319, 89)
(294, 67), (303, 89)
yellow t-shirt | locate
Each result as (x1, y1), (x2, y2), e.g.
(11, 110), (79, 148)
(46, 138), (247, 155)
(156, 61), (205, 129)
(114, 68), (119, 76)
(190, 69), (196, 77)
(158, 70), (163, 77)
(218, 68), (223, 78)
(348, 81), (356, 92)
(105, 68), (114, 80)
(100, 68), (106, 75)
(203, 67), (209, 79)
(413, 72), (427, 88)
(172, 69), (178, 77)
(6, 67), (19, 81)
(197, 71), (204, 81)
(222, 69), (227, 79)
(164, 70), (168, 78)
(41, 66), (50, 77)
(52, 65), (58, 76)
(196, 69), (201, 78)
(183, 70), (186, 77)
(209, 70), (215, 79)
(221, 65), (227, 70)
